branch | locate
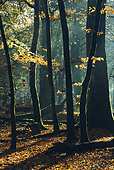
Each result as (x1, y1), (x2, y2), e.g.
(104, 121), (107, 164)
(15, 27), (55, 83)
(23, 0), (34, 8)
(0, 0), (8, 7)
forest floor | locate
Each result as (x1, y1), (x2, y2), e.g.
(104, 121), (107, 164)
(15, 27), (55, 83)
(0, 120), (114, 170)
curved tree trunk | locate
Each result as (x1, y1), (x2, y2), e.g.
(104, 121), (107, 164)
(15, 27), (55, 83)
(44, 0), (59, 132)
(87, 0), (114, 131)
(57, 0), (76, 141)
(80, 0), (102, 143)
(0, 15), (16, 150)
(29, 0), (44, 129)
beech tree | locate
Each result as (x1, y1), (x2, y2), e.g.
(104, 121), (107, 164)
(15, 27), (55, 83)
(44, 0), (59, 132)
(80, 0), (103, 143)
(0, 15), (16, 150)
(57, 0), (76, 141)
(86, 0), (114, 131)
(29, 0), (44, 129)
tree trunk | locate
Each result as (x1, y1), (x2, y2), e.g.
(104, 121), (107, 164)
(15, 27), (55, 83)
(57, 0), (76, 141)
(39, 1), (51, 116)
(44, 0), (59, 132)
(0, 15), (16, 150)
(29, 0), (44, 129)
(80, 0), (102, 143)
(87, 0), (114, 131)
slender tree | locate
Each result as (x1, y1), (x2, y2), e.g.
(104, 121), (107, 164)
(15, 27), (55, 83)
(29, 0), (44, 129)
(57, 0), (76, 141)
(44, 0), (59, 132)
(39, 0), (51, 116)
(80, 0), (102, 143)
(0, 15), (16, 150)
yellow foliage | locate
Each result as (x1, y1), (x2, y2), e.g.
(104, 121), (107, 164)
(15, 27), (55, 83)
(42, 48), (47, 52)
(39, 9), (76, 21)
(85, 28), (92, 33)
(101, 6), (114, 15)
(52, 59), (61, 68)
(75, 63), (86, 70)
(80, 57), (104, 64)
(66, 9), (76, 17)
(9, 39), (61, 69)
(8, 39), (48, 66)
(79, 63), (86, 69)
(81, 57), (88, 63)
(50, 10), (60, 21)
(88, 6), (96, 14)
(12, 52), (61, 69)
(39, 11), (45, 19)
(0, 42), (3, 49)
(75, 57), (88, 70)
(87, 5), (114, 15)
(56, 90), (64, 95)
(97, 32), (104, 36)
(72, 82), (82, 87)
(91, 57), (104, 64)
(12, 53), (47, 66)
(88, 5), (114, 15)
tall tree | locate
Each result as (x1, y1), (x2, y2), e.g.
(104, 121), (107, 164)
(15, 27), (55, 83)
(57, 0), (76, 141)
(79, 0), (102, 143)
(0, 15), (16, 150)
(29, 0), (44, 129)
(39, 0), (51, 116)
(44, 0), (59, 132)
(87, 0), (114, 131)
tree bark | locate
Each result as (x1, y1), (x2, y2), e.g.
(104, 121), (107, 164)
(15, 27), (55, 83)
(87, 0), (114, 131)
(80, 0), (102, 143)
(0, 15), (16, 150)
(39, 1), (51, 116)
(29, 0), (44, 129)
(57, 0), (76, 141)
(44, 0), (59, 132)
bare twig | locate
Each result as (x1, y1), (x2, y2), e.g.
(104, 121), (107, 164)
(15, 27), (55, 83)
(23, 0), (34, 8)
(0, 0), (8, 7)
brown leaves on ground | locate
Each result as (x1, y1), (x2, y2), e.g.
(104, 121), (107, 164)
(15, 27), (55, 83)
(0, 122), (114, 170)
(46, 149), (114, 170)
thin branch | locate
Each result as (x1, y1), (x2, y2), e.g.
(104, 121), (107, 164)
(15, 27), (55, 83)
(0, 0), (8, 7)
(23, 0), (34, 8)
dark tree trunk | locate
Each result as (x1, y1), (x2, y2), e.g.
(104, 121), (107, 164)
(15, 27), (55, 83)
(57, 0), (76, 141)
(29, 0), (44, 129)
(87, 0), (114, 131)
(56, 71), (65, 104)
(80, 0), (102, 143)
(0, 15), (16, 150)
(44, 0), (59, 132)
(86, 0), (96, 57)
(39, 1), (51, 116)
